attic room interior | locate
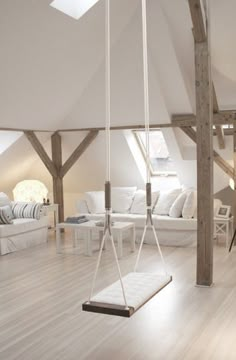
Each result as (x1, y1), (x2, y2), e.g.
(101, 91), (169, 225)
(1, 0), (236, 358)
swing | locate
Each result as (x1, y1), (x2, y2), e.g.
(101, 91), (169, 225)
(82, 0), (172, 318)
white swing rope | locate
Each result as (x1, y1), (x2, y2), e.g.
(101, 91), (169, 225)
(89, 0), (128, 308)
(134, 0), (168, 276)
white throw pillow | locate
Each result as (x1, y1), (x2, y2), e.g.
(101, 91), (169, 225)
(0, 192), (11, 207)
(214, 198), (222, 216)
(85, 191), (105, 214)
(0, 205), (14, 224)
(153, 189), (181, 215)
(76, 199), (90, 214)
(111, 187), (137, 213)
(169, 191), (188, 218)
(182, 191), (197, 219)
(130, 190), (160, 214)
(11, 202), (43, 220)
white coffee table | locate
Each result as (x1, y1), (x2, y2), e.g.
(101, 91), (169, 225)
(56, 220), (136, 258)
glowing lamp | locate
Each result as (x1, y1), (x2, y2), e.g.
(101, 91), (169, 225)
(13, 180), (48, 203)
(229, 178), (235, 190)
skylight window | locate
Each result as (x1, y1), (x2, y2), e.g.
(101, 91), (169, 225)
(0, 131), (22, 155)
(50, 0), (100, 20)
(134, 130), (176, 176)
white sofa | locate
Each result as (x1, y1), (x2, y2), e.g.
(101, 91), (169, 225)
(0, 193), (48, 255)
(75, 187), (200, 247)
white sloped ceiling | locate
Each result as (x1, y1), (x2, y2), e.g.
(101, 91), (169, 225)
(0, 0), (235, 195)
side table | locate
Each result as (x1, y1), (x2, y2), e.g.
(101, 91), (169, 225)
(43, 204), (59, 229)
(214, 216), (234, 248)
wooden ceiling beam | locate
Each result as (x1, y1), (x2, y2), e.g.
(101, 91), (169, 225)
(172, 111), (236, 126)
(1, 111), (236, 133)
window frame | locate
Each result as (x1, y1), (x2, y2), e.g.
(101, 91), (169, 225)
(133, 129), (177, 177)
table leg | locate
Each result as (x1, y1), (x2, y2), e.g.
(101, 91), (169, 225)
(213, 222), (216, 240)
(226, 222), (229, 248)
(56, 226), (62, 253)
(117, 231), (123, 259)
(85, 229), (92, 256)
(73, 229), (78, 248)
(131, 226), (136, 252)
(55, 206), (59, 227)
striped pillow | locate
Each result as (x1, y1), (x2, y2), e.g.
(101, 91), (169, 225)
(0, 205), (14, 224)
(12, 202), (42, 220)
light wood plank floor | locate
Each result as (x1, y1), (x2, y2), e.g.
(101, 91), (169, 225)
(0, 234), (236, 360)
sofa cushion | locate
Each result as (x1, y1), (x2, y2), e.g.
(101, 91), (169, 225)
(0, 193), (11, 207)
(12, 202), (43, 220)
(182, 191), (197, 219)
(85, 191), (105, 214)
(0, 206), (14, 224)
(0, 217), (48, 238)
(169, 191), (188, 218)
(130, 190), (160, 214)
(153, 189), (181, 215)
(111, 187), (137, 213)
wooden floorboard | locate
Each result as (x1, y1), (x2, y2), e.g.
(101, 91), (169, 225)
(0, 234), (236, 360)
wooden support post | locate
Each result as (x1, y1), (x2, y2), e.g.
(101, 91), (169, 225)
(195, 39), (213, 286)
(189, 0), (214, 285)
(51, 132), (64, 223)
(189, 0), (224, 151)
(233, 121), (236, 231)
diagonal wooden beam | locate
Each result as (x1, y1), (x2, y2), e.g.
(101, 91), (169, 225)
(215, 125), (225, 149)
(24, 131), (57, 178)
(213, 84), (225, 149)
(60, 130), (99, 178)
(212, 83), (219, 113)
(181, 127), (234, 179)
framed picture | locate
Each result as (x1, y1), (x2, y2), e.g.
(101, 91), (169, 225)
(215, 205), (231, 219)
